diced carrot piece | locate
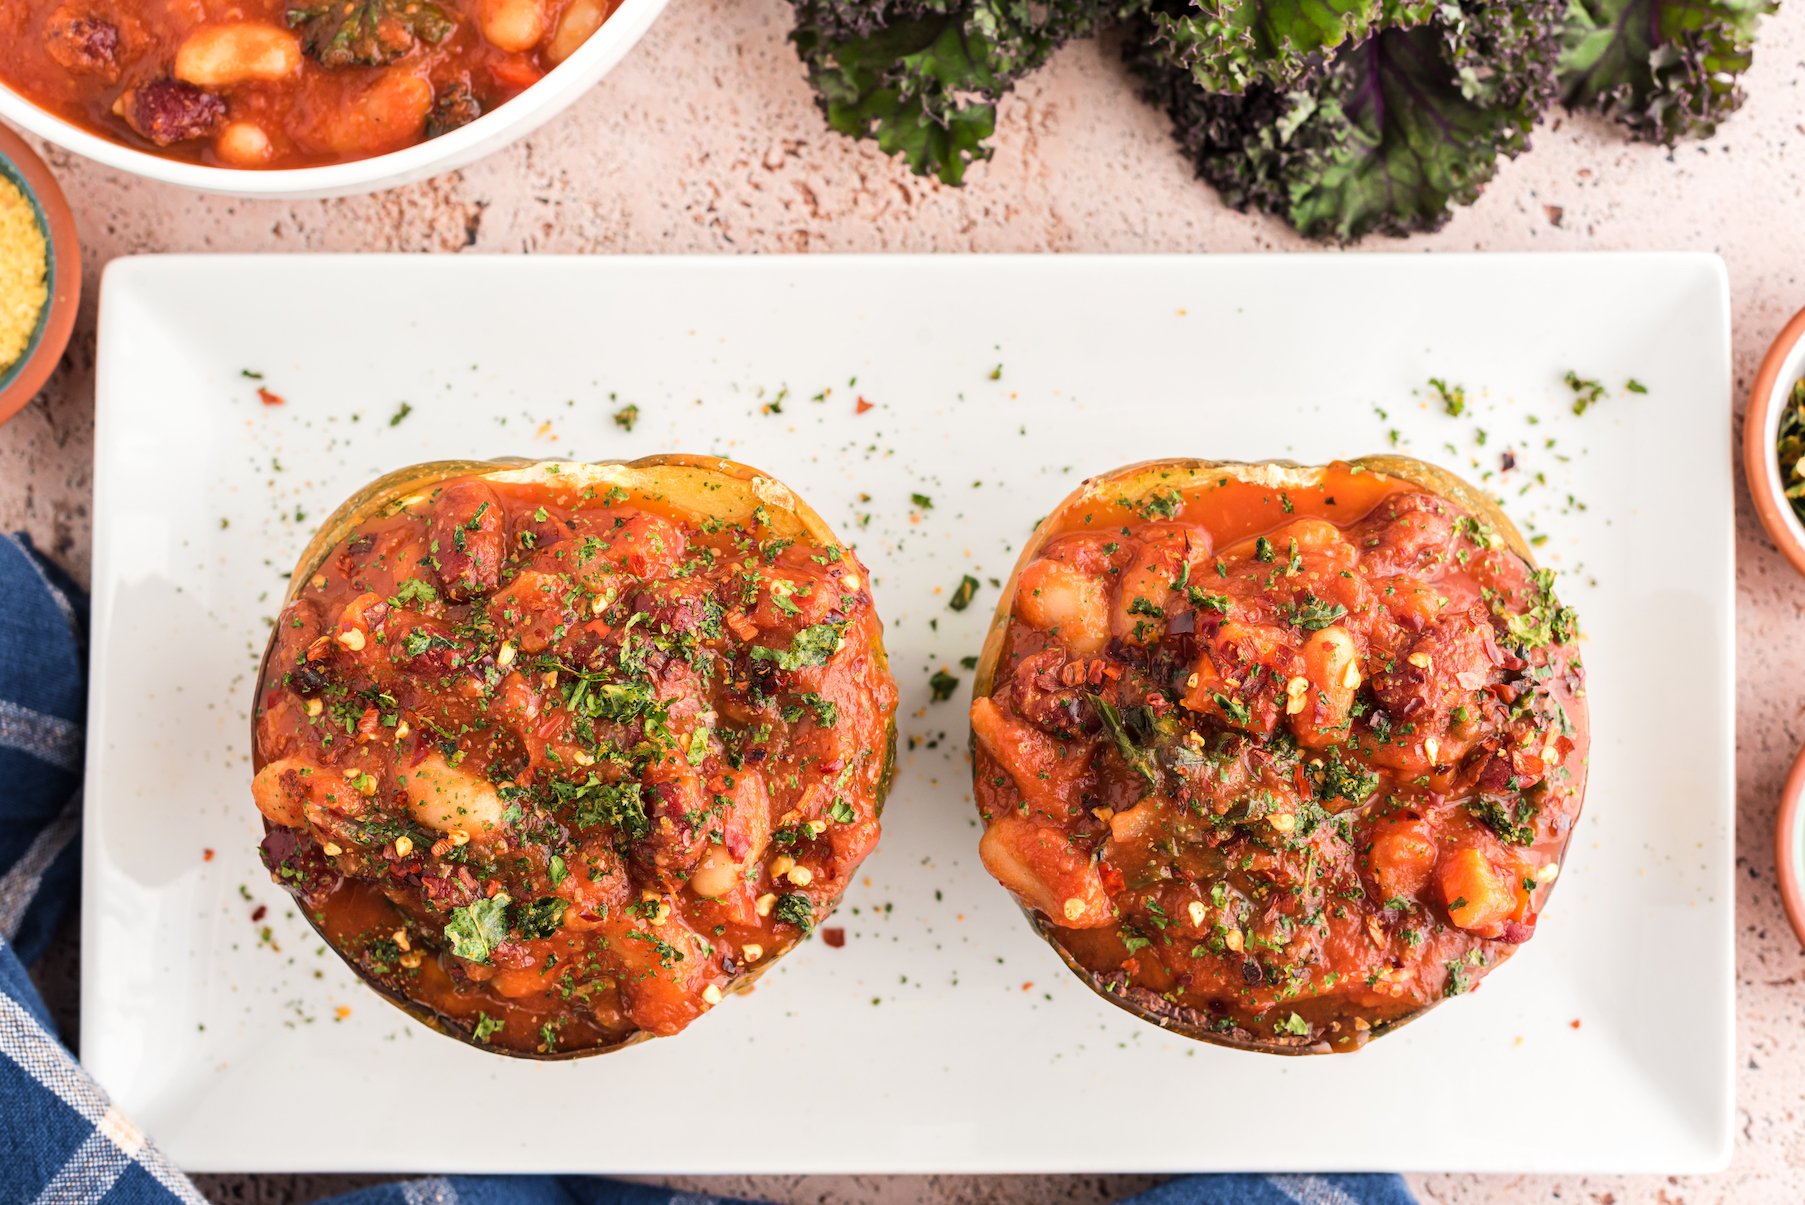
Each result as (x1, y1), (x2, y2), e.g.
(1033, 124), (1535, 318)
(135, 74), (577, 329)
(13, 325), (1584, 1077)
(1369, 820), (1437, 901)
(1438, 847), (1516, 933)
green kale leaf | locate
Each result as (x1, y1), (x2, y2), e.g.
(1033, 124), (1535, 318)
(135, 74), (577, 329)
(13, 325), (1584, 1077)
(1560, 0), (1773, 143)
(444, 895), (510, 963)
(286, 0), (454, 68)
(1091, 693), (1163, 792)
(1129, 1), (1567, 242)
(789, 1), (1109, 184)
(1145, 0), (1436, 94)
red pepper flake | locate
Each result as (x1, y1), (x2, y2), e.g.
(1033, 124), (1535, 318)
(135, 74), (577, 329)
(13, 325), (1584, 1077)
(821, 926), (846, 948)
(202, 848), (215, 862)
(854, 396), (874, 415)
(1569, 1018), (1582, 1030)
(257, 387), (286, 407)
(1021, 981), (1034, 992)
(251, 904), (268, 923)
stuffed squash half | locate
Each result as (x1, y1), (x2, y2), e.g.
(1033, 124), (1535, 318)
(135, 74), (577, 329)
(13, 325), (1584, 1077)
(970, 457), (1587, 1053)
(251, 457), (897, 1057)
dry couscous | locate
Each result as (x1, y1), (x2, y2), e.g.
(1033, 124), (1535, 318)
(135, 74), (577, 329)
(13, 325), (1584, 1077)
(0, 174), (48, 376)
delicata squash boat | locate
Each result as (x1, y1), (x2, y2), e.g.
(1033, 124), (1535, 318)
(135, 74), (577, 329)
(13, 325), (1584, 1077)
(969, 456), (1588, 1054)
(251, 456), (897, 1057)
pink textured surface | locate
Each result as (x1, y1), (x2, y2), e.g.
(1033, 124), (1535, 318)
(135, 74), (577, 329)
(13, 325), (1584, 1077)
(4, 1), (1804, 1200)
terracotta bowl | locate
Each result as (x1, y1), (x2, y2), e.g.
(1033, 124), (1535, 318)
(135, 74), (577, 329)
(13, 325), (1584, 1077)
(1744, 303), (1805, 578)
(0, 123), (79, 426)
(1776, 742), (1805, 951)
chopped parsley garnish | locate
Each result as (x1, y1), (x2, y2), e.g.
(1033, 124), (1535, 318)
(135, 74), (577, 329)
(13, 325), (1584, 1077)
(1139, 489), (1183, 520)
(750, 622), (844, 670)
(562, 673), (656, 721)
(1444, 949), (1485, 996)
(1491, 568), (1578, 652)
(1469, 797), (1539, 845)
(554, 776), (650, 840)
(928, 669), (961, 703)
(1283, 592), (1347, 631)
(1311, 747), (1378, 805)
(949, 574), (980, 611)
(1565, 371), (1606, 416)
(774, 892), (815, 933)
(392, 577), (437, 606)
(1186, 587), (1230, 613)
(1212, 692), (1253, 727)
(1428, 377), (1465, 417)
(512, 896), (568, 940)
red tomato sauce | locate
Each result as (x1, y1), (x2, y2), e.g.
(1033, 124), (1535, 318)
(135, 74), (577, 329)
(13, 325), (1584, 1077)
(252, 470), (896, 1055)
(971, 462), (1588, 1051)
(0, 0), (620, 167)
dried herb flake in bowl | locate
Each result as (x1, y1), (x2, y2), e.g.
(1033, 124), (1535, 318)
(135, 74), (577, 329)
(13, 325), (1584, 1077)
(1776, 380), (1805, 523)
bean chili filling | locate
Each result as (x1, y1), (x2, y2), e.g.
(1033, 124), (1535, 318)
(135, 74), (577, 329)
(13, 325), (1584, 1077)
(971, 462), (1587, 1052)
(1, 0), (622, 168)
(252, 466), (895, 1056)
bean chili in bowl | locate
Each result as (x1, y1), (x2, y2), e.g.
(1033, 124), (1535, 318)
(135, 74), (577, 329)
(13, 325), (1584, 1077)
(970, 456), (1589, 1053)
(0, 0), (623, 168)
(251, 457), (898, 1057)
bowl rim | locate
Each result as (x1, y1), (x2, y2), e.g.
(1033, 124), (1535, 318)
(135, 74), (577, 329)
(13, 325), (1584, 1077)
(1775, 739), (1805, 952)
(0, 123), (79, 426)
(0, 0), (670, 199)
(1742, 301), (1805, 579)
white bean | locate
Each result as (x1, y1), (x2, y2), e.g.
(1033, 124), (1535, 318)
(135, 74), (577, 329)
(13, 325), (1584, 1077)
(174, 23), (301, 89)
(401, 752), (505, 837)
(215, 121), (272, 167)
(547, 0), (606, 64)
(479, 0), (549, 53)
(1016, 559), (1109, 654)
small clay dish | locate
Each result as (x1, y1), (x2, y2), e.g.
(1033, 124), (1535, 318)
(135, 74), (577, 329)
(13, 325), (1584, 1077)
(1745, 303), (1805, 579)
(1776, 741), (1805, 951)
(0, 123), (80, 426)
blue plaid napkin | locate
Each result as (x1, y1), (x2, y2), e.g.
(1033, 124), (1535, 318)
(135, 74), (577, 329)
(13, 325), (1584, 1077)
(0, 530), (1415, 1205)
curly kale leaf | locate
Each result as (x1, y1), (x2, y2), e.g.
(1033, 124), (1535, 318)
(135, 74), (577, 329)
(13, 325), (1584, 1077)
(286, 0), (454, 68)
(1144, 0), (1437, 94)
(1559, 0), (1773, 143)
(1130, 1), (1566, 242)
(443, 895), (509, 963)
(789, 1), (1110, 184)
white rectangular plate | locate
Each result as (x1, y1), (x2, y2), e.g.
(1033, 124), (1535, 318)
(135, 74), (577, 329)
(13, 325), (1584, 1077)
(87, 253), (1733, 1175)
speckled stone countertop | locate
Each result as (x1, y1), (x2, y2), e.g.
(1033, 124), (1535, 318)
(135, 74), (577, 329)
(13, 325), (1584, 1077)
(5, 1), (1805, 1202)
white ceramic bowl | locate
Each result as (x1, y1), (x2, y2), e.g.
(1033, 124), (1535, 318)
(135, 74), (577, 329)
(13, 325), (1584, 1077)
(0, 0), (669, 199)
